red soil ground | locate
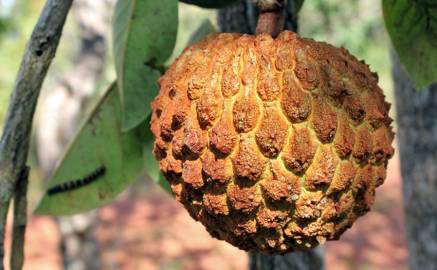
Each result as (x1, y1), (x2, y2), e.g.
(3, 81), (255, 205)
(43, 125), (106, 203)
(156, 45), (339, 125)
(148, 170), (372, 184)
(5, 147), (407, 270)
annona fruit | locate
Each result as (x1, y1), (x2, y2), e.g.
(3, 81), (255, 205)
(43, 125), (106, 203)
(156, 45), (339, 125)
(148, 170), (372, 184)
(150, 31), (394, 254)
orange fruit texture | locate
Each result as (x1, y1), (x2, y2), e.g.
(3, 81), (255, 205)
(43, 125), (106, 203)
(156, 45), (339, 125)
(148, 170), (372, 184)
(150, 31), (394, 254)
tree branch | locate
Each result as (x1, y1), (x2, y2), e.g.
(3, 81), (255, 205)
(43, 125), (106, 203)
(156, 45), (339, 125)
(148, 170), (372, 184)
(0, 0), (74, 268)
(10, 167), (29, 270)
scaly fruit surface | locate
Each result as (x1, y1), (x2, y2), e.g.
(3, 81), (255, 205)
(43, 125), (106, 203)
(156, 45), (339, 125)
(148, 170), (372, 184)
(150, 31), (394, 254)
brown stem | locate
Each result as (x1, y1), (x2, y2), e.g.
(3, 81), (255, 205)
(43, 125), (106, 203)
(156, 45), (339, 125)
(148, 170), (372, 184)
(256, 9), (286, 37)
(0, 0), (74, 269)
(253, 0), (286, 37)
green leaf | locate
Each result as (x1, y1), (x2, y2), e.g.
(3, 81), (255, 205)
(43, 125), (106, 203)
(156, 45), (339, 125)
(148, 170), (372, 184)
(188, 19), (216, 45)
(113, 0), (178, 131)
(35, 83), (145, 216)
(180, 0), (239, 8)
(143, 114), (172, 194)
(383, 0), (437, 89)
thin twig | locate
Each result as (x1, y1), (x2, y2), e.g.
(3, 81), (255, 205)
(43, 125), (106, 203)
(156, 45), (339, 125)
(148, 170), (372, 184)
(10, 167), (29, 270)
(0, 0), (74, 269)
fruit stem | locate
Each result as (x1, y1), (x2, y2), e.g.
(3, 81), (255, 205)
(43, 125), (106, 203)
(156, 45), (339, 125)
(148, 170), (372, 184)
(254, 0), (286, 37)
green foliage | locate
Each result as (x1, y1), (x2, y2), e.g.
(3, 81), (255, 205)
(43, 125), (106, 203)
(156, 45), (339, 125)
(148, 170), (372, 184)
(383, 0), (437, 89)
(143, 115), (172, 194)
(113, 0), (178, 132)
(179, 0), (239, 8)
(35, 84), (145, 215)
(0, 17), (10, 38)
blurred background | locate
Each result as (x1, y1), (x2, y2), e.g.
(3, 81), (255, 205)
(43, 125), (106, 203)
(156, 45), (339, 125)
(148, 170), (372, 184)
(0, 0), (407, 269)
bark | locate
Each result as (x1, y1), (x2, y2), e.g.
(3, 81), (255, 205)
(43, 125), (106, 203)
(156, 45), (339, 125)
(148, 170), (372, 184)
(36, 1), (113, 269)
(392, 52), (437, 270)
(0, 0), (73, 269)
(10, 167), (29, 270)
(218, 2), (324, 269)
(249, 250), (324, 270)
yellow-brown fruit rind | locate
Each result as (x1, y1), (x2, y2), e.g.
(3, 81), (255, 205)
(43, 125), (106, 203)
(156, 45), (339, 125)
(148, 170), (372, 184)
(150, 31), (394, 254)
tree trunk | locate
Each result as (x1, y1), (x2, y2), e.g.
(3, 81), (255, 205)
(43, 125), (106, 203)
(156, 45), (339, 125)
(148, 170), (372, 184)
(392, 52), (437, 270)
(218, 2), (324, 269)
(249, 249), (324, 270)
(36, 0), (113, 269)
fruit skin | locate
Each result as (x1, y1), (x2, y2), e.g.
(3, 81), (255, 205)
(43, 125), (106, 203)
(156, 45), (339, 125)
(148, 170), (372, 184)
(150, 31), (394, 254)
